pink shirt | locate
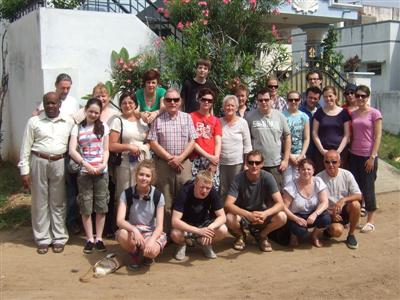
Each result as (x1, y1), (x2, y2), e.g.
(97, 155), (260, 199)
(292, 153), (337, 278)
(350, 107), (382, 157)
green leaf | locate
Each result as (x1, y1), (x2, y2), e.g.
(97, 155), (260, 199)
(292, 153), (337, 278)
(110, 50), (120, 68)
(119, 47), (129, 63)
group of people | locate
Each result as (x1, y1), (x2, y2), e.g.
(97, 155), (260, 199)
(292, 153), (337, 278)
(18, 59), (382, 270)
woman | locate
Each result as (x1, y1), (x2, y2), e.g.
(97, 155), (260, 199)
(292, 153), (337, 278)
(116, 160), (166, 269)
(69, 98), (110, 253)
(349, 85), (382, 233)
(283, 91), (310, 186)
(73, 83), (120, 126)
(342, 83), (358, 114)
(135, 69), (166, 124)
(233, 84), (252, 118)
(312, 86), (351, 173)
(190, 88), (222, 190)
(219, 95), (252, 201)
(283, 159), (331, 247)
(109, 92), (150, 207)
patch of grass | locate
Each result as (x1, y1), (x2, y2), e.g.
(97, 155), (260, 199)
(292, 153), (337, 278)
(0, 161), (22, 206)
(0, 206), (31, 230)
(379, 131), (400, 170)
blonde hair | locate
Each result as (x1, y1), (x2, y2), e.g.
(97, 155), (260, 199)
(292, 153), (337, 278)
(92, 82), (109, 97)
(194, 170), (213, 185)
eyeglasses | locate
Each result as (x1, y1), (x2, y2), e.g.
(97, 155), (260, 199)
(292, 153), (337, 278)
(267, 85), (279, 89)
(247, 160), (263, 166)
(287, 98), (301, 103)
(355, 94), (368, 99)
(257, 98), (270, 103)
(344, 91), (355, 96)
(200, 97), (213, 104)
(324, 160), (338, 165)
(164, 97), (180, 103)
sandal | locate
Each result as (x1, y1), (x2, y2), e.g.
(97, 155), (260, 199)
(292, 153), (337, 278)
(361, 222), (375, 233)
(52, 243), (65, 253)
(37, 244), (49, 255)
(233, 236), (246, 251)
(312, 238), (323, 248)
(259, 237), (272, 252)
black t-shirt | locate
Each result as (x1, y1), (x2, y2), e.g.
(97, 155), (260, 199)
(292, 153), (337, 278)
(181, 79), (216, 113)
(173, 181), (223, 226)
(228, 170), (279, 211)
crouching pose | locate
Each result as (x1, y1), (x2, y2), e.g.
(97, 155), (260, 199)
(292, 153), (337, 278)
(171, 171), (227, 260)
(116, 160), (167, 269)
(225, 150), (287, 252)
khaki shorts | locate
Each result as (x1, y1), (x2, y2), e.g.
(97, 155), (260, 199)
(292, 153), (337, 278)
(77, 173), (110, 215)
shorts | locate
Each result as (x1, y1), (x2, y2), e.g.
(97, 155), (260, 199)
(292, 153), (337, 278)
(77, 173), (110, 215)
(334, 203), (350, 225)
(240, 215), (273, 238)
(117, 225), (167, 251)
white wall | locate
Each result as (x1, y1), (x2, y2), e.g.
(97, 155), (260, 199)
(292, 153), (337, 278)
(2, 8), (157, 161)
(371, 91), (400, 135)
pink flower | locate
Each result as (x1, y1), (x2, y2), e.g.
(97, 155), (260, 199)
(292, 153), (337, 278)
(185, 21), (192, 28)
(117, 58), (124, 65)
(198, 1), (207, 6)
(126, 79), (132, 84)
(223, 0), (231, 4)
(122, 64), (128, 70)
(248, 0), (256, 5)
(156, 7), (164, 13)
(163, 9), (169, 18)
(163, 0), (168, 4)
(202, 19), (208, 25)
(154, 38), (162, 48)
(272, 24), (279, 38)
(272, 8), (280, 15)
(285, 0), (292, 4)
(177, 21), (184, 30)
(182, 0), (190, 3)
(202, 9), (209, 17)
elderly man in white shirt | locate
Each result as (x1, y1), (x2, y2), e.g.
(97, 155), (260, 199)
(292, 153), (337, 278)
(19, 92), (74, 254)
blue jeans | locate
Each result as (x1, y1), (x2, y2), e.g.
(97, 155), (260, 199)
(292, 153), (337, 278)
(288, 212), (331, 239)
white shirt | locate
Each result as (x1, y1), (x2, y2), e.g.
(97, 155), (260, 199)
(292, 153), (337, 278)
(18, 112), (74, 175)
(39, 95), (80, 116)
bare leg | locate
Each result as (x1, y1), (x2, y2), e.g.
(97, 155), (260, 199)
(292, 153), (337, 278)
(347, 201), (361, 235)
(116, 229), (137, 253)
(226, 213), (242, 236)
(260, 211), (287, 238)
(95, 213), (106, 241)
(82, 214), (94, 242)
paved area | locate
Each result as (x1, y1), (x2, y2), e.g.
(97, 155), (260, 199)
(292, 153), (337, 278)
(376, 159), (400, 194)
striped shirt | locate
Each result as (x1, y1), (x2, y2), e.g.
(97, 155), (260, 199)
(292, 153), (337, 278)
(148, 111), (197, 156)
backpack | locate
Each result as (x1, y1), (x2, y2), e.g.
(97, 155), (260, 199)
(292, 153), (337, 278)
(124, 186), (162, 221)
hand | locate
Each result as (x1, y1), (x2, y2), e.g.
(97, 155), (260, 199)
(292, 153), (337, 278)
(295, 216), (308, 227)
(364, 157), (375, 173)
(132, 228), (145, 249)
(141, 112), (151, 123)
(168, 156), (184, 172)
(307, 212), (317, 225)
(335, 199), (345, 215)
(21, 175), (31, 190)
(332, 213), (343, 223)
(199, 236), (213, 246)
(146, 111), (158, 124)
(197, 227), (215, 239)
(278, 159), (288, 172)
(129, 144), (141, 156)
(84, 162), (97, 175)
(208, 155), (220, 166)
(143, 238), (158, 256)
(207, 162), (218, 175)
(253, 211), (267, 224)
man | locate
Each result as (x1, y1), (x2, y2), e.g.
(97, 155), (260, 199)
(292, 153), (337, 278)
(316, 150), (362, 249)
(171, 171), (227, 260)
(225, 150), (287, 252)
(181, 58), (216, 113)
(33, 73), (80, 116)
(301, 70), (324, 106)
(300, 86), (322, 159)
(245, 88), (291, 190)
(148, 88), (197, 217)
(19, 92), (74, 254)
(267, 76), (287, 112)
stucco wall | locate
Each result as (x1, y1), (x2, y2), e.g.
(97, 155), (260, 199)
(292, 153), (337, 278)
(2, 8), (157, 161)
(371, 91), (400, 135)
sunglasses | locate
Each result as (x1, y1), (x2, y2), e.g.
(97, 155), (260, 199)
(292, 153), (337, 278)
(164, 97), (180, 103)
(355, 94), (368, 99)
(287, 98), (301, 103)
(200, 97), (213, 104)
(324, 160), (338, 165)
(257, 98), (270, 103)
(267, 85), (279, 89)
(344, 91), (355, 96)
(247, 160), (263, 166)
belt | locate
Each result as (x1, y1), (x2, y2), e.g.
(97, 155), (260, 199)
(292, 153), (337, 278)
(31, 150), (66, 161)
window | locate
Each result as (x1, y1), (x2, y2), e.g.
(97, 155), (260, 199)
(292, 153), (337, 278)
(367, 63), (382, 76)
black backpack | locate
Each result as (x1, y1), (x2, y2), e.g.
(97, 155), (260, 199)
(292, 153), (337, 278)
(124, 186), (162, 221)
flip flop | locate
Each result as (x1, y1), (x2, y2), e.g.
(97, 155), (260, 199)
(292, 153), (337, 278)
(37, 244), (49, 255)
(52, 243), (65, 253)
(361, 222), (375, 233)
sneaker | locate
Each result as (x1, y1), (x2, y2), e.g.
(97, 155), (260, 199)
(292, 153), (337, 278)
(143, 257), (155, 266)
(83, 241), (94, 254)
(346, 234), (358, 249)
(201, 245), (217, 259)
(174, 245), (187, 261)
(127, 251), (141, 270)
(95, 240), (107, 252)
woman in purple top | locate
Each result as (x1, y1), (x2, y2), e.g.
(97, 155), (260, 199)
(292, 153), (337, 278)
(349, 85), (382, 233)
(312, 86), (351, 173)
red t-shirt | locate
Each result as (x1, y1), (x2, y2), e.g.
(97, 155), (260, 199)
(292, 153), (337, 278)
(190, 111), (222, 157)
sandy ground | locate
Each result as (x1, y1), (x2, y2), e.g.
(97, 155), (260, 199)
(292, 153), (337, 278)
(0, 192), (399, 300)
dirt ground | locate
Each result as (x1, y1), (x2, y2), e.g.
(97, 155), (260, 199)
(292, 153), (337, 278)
(0, 192), (399, 300)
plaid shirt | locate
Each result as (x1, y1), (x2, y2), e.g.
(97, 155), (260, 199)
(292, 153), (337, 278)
(271, 95), (288, 112)
(148, 111), (197, 156)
